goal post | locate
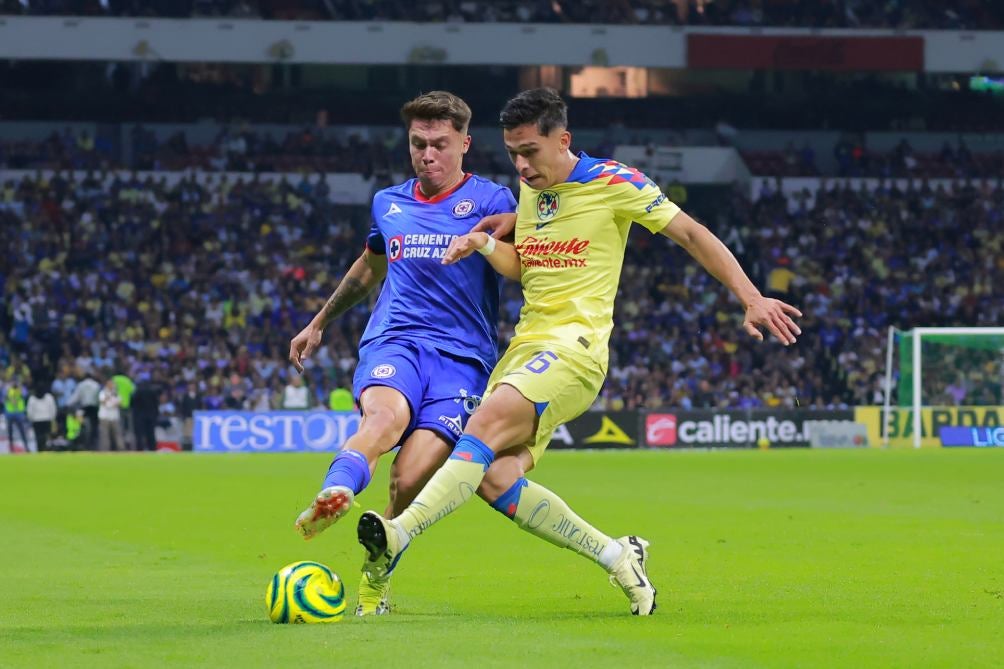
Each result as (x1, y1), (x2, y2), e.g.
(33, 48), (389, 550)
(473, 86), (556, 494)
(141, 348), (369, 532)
(883, 327), (1004, 448)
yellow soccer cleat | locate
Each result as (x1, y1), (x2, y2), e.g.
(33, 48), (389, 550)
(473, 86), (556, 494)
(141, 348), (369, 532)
(607, 536), (657, 616)
(295, 485), (355, 540)
(356, 510), (407, 579)
(355, 566), (392, 616)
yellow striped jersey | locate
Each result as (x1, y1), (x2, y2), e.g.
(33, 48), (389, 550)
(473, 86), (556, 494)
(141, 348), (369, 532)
(511, 152), (680, 369)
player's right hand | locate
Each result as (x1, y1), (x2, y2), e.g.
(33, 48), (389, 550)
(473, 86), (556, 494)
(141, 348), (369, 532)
(442, 232), (489, 265)
(288, 325), (323, 374)
(470, 213), (516, 239)
(742, 296), (802, 346)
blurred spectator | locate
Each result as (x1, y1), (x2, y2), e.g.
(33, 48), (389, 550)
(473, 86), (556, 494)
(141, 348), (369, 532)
(282, 374), (310, 410)
(179, 382), (203, 449)
(328, 383), (355, 412)
(251, 381), (276, 412)
(4, 380), (31, 452)
(67, 370), (101, 450)
(98, 378), (126, 452)
(944, 374), (967, 405)
(132, 374), (162, 452)
(765, 258), (796, 298)
(26, 384), (57, 451)
(224, 382), (247, 409)
(111, 369), (136, 450)
(666, 179), (688, 207)
(64, 411), (83, 450)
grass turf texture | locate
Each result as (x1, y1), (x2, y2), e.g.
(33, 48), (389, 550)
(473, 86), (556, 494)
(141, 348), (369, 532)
(1, 449), (1001, 669)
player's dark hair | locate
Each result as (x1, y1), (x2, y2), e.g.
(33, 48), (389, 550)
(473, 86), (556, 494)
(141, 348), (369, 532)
(499, 88), (568, 136)
(400, 91), (472, 133)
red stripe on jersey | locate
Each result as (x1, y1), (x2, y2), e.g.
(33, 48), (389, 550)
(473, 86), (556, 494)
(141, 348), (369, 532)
(413, 173), (472, 203)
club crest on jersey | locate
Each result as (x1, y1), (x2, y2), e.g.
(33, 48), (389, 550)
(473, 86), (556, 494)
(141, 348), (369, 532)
(371, 364), (396, 379)
(452, 198), (476, 218)
(536, 191), (559, 221)
(388, 235), (403, 263)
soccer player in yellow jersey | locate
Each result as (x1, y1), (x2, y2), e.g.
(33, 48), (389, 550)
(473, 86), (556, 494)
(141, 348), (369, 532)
(356, 88), (803, 615)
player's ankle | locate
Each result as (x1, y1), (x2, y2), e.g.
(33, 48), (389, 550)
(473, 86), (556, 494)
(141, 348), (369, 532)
(391, 517), (411, 548)
(599, 540), (624, 570)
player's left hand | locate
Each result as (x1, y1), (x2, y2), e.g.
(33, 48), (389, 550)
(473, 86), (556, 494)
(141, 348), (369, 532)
(743, 296), (803, 346)
(470, 213), (516, 240)
(442, 232), (489, 265)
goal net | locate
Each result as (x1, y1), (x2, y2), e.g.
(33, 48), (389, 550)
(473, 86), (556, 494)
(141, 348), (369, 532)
(883, 327), (1004, 447)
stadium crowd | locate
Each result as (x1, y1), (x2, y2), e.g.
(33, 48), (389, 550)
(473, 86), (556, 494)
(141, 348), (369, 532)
(2, 0), (1001, 29)
(743, 137), (1004, 179)
(6, 126), (1004, 182)
(0, 125), (536, 175)
(2, 160), (1001, 449)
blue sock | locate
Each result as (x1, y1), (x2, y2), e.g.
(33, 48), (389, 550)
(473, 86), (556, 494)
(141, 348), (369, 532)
(321, 448), (371, 495)
(490, 477), (528, 519)
(448, 434), (495, 472)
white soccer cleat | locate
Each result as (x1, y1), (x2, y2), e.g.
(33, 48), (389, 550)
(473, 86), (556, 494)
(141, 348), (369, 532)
(356, 511), (407, 579)
(355, 567), (392, 616)
(294, 486), (354, 540)
(607, 536), (657, 616)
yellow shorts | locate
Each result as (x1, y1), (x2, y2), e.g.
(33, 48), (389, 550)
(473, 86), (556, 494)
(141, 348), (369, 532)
(483, 341), (605, 463)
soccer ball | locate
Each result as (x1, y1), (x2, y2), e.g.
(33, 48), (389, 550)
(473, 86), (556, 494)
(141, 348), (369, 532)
(266, 561), (347, 624)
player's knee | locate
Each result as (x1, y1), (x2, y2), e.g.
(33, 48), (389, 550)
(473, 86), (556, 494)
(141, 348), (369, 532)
(465, 404), (519, 445)
(465, 387), (536, 449)
(359, 405), (407, 447)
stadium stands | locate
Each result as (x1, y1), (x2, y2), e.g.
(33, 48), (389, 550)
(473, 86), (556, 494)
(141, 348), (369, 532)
(3, 0), (1003, 29)
(5, 125), (1004, 181)
(743, 138), (1004, 179)
(2, 166), (1000, 420)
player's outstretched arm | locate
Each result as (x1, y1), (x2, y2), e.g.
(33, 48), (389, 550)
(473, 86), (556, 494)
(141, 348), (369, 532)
(442, 232), (521, 281)
(288, 249), (388, 373)
(660, 210), (803, 346)
(469, 212), (516, 241)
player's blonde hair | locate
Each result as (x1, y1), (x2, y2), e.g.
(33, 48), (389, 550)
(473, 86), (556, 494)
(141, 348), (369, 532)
(400, 91), (472, 134)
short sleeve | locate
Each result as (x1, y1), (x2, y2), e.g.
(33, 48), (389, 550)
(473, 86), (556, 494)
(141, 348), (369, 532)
(365, 219), (385, 254)
(609, 168), (681, 234)
(366, 198), (385, 254)
(483, 185), (517, 216)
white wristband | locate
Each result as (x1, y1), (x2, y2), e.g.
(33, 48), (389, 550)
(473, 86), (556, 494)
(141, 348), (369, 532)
(477, 235), (497, 257)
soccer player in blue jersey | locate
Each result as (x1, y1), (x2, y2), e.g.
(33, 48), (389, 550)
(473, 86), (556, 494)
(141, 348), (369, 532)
(356, 88), (803, 616)
(287, 91), (516, 615)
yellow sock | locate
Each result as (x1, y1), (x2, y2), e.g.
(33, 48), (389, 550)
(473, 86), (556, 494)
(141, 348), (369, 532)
(395, 434), (494, 543)
(505, 479), (622, 569)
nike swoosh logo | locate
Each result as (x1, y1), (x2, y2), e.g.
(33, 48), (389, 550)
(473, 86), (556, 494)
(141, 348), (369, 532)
(630, 564), (647, 588)
(629, 536), (645, 563)
(535, 222), (551, 230)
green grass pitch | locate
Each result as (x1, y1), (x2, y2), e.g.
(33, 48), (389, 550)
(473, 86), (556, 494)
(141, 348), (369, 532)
(1, 448), (1002, 668)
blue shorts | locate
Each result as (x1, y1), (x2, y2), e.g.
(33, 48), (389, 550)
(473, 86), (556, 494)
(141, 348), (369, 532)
(353, 339), (489, 446)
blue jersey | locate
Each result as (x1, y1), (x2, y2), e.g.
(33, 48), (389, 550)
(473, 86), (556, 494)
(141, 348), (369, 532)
(361, 174), (517, 372)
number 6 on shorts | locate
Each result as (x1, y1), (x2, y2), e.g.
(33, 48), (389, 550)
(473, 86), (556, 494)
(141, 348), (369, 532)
(525, 351), (558, 374)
